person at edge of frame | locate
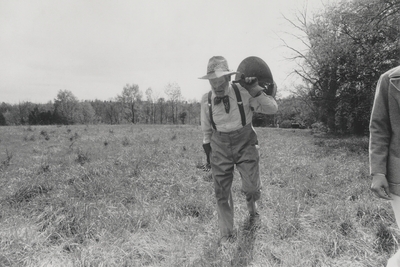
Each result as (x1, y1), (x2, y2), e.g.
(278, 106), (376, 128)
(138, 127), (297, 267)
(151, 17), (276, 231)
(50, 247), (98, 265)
(370, 65), (400, 267)
(199, 56), (278, 245)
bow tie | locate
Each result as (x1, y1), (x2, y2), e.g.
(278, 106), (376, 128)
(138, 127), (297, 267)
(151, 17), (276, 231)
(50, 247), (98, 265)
(214, 95), (230, 113)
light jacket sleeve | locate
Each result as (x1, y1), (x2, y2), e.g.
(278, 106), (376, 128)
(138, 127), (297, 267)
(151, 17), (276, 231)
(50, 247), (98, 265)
(369, 74), (391, 176)
(249, 90), (278, 114)
(200, 93), (213, 144)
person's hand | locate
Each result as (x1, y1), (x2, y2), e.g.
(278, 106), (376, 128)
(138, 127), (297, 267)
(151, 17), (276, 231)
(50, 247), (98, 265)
(371, 174), (393, 200)
(236, 74), (262, 97)
(239, 76), (258, 89)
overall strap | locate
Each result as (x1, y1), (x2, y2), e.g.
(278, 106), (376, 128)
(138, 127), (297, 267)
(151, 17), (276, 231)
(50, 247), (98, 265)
(208, 91), (216, 130)
(231, 83), (246, 127)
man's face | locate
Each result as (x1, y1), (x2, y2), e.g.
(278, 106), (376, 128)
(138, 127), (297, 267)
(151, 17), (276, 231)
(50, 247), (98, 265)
(209, 76), (229, 97)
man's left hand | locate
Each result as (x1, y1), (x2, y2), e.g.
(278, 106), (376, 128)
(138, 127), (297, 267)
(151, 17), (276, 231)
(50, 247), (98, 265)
(371, 174), (393, 200)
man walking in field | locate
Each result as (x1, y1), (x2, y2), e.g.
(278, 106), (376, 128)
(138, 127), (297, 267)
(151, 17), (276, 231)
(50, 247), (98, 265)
(370, 65), (400, 267)
(199, 56), (278, 244)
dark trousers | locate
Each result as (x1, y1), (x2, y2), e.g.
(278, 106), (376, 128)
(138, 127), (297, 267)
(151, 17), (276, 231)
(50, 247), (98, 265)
(210, 123), (261, 237)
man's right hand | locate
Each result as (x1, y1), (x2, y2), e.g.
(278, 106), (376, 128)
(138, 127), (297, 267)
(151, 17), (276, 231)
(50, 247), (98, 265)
(371, 174), (393, 200)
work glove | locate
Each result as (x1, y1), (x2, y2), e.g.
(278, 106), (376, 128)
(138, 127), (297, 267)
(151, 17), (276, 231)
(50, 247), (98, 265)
(202, 143), (211, 171)
(236, 74), (263, 97)
(259, 81), (277, 97)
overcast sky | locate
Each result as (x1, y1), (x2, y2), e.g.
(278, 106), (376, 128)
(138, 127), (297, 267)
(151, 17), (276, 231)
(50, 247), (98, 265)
(0, 0), (339, 104)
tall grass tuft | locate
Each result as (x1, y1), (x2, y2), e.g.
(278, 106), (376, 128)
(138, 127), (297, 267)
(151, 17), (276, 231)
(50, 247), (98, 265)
(1, 149), (13, 170)
(122, 136), (130, 146)
(375, 222), (398, 254)
(6, 182), (52, 207)
(75, 148), (91, 165)
(40, 130), (50, 140)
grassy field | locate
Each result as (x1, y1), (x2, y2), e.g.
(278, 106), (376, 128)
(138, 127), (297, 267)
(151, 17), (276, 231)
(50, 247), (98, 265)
(0, 124), (398, 267)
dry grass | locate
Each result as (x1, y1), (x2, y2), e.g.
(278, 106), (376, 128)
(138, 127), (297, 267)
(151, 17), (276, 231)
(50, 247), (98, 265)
(0, 125), (397, 266)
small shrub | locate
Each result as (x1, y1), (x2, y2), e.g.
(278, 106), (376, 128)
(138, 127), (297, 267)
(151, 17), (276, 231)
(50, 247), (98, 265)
(70, 132), (79, 141)
(38, 161), (50, 174)
(173, 198), (213, 221)
(339, 221), (353, 236)
(130, 160), (142, 177)
(24, 135), (36, 141)
(75, 149), (91, 165)
(275, 217), (301, 240)
(182, 204), (201, 217)
(69, 133), (80, 149)
(1, 149), (13, 170)
(122, 137), (130, 146)
(40, 164), (50, 173)
(356, 205), (393, 227)
(40, 130), (50, 140)
(311, 122), (329, 134)
(374, 222), (397, 254)
(279, 120), (292, 129)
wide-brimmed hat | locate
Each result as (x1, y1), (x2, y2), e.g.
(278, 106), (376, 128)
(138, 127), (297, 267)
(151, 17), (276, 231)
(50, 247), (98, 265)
(199, 56), (239, 80)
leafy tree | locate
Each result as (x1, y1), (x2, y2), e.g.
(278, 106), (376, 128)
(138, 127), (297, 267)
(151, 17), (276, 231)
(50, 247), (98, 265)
(157, 97), (166, 124)
(2, 106), (20, 125)
(117, 84), (142, 124)
(28, 106), (52, 125)
(145, 87), (156, 124)
(2, 109), (16, 125)
(0, 102), (11, 114)
(16, 102), (33, 125)
(53, 90), (79, 124)
(76, 101), (97, 124)
(89, 100), (106, 123)
(0, 112), (6, 126)
(333, 0), (400, 134)
(164, 82), (182, 124)
(104, 100), (122, 125)
(283, 0), (400, 134)
(179, 111), (187, 124)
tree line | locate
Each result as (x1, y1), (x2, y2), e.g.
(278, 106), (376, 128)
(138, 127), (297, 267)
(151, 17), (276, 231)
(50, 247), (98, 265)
(0, 78), (280, 127)
(0, 83), (280, 127)
(0, 83), (202, 126)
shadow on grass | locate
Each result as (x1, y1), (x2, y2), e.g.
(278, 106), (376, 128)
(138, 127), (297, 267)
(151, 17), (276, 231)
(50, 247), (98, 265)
(192, 217), (260, 267)
(232, 216), (261, 267)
